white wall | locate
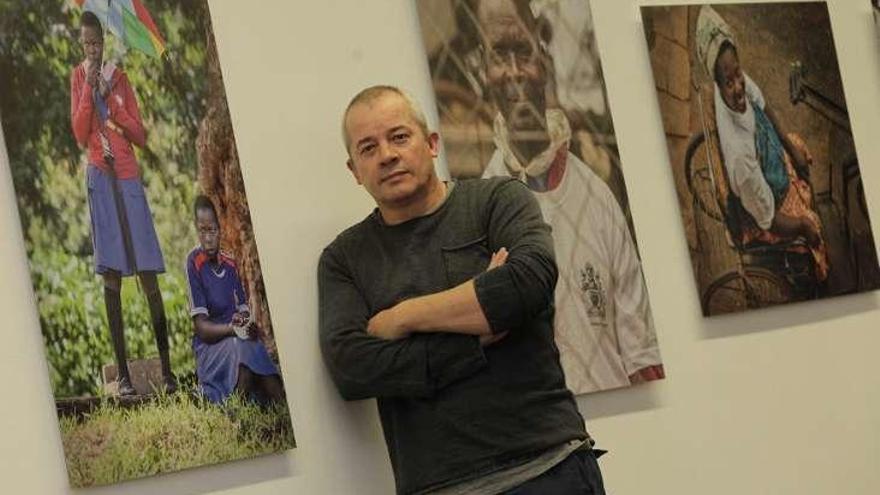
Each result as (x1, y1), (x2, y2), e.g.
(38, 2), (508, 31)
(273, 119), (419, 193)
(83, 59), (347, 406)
(1, 0), (879, 493)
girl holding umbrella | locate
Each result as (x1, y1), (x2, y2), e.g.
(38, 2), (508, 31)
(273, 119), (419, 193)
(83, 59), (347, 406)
(70, 10), (175, 395)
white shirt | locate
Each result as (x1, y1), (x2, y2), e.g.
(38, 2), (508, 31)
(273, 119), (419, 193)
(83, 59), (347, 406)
(714, 73), (775, 229)
(483, 149), (661, 394)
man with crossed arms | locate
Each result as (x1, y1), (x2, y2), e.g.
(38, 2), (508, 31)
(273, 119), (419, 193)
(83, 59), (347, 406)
(319, 85), (605, 494)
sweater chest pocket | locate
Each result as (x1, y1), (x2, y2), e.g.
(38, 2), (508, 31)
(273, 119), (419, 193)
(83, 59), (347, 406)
(441, 235), (490, 287)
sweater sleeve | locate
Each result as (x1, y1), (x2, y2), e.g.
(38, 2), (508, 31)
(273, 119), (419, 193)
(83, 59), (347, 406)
(731, 154), (775, 230)
(473, 179), (558, 334)
(70, 67), (94, 147)
(318, 244), (487, 401)
(107, 73), (146, 148)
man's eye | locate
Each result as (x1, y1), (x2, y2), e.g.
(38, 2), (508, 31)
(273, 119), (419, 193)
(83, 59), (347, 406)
(391, 133), (410, 143)
(515, 47), (533, 60)
(359, 144), (376, 155)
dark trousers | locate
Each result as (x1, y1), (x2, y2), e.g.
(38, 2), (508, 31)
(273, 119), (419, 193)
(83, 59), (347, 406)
(502, 449), (606, 495)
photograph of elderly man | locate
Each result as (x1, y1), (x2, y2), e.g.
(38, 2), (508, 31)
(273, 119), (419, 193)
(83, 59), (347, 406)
(415, 0), (664, 395)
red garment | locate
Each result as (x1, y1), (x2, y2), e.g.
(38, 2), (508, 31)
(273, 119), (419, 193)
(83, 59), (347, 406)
(70, 62), (146, 179)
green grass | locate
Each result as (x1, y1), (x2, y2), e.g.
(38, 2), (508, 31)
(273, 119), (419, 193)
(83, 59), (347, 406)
(59, 389), (295, 487)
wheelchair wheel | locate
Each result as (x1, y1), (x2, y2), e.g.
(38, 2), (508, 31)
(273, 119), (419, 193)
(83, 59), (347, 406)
(701, 266), (792, 316)
(684, 132), (725, 223)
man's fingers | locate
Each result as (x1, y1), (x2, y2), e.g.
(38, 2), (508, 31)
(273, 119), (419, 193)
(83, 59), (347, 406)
(487, 247), (509, 270)
(366, 316), (378, 336)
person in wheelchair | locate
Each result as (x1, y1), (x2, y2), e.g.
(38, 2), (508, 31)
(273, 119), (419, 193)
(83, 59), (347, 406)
(696, 6), (829, 293)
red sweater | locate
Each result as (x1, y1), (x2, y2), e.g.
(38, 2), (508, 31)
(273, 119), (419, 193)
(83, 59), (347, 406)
(70, 63), (146, 179)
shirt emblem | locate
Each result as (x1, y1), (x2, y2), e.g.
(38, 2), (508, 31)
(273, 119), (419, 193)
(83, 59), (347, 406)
(579, 262), (607, 326)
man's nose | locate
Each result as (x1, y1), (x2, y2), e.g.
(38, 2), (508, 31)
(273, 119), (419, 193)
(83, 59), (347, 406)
(378, 140), (399, 166)
(505, 52), (523, 80)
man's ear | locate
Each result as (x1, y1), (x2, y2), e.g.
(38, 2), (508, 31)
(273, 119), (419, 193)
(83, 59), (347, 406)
(427, 132), (440, 158)
(347, 158), (363, 185)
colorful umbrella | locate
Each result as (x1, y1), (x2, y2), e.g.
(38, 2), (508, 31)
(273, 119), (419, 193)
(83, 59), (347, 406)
(74, 0), (166, 58)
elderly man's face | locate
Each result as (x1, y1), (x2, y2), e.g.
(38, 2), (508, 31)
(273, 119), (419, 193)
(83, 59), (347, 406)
(478, 0), (548, 136)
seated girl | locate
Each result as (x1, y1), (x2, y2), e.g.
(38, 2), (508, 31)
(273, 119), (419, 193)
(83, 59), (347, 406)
(185, 195), (285, 404)
(696, 5), (828, 281)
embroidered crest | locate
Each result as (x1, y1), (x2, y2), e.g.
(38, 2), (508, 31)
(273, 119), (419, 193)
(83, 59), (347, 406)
(579, 262), (607, 325)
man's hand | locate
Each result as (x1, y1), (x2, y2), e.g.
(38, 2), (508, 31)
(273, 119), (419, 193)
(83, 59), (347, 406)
(367, 305), (410, 340)
(480, 248), (510, 347)
(368, 248), (511, 341)
(487, 247), (508, 270)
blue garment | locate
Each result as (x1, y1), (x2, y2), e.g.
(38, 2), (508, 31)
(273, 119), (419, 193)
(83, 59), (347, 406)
(752, 101), (789, 203)
(94, 88), (110, 124)
(185, 247), (279, 403)
(86, 164), (165, 275)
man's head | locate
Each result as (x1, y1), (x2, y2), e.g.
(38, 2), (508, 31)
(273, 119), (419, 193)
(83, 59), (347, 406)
(474, 0), (551, 136)
(194, 195), (220, 258)
(79, 11), (104, 66)
(713, 40), (746, 113)
(342, 86), (443, 222)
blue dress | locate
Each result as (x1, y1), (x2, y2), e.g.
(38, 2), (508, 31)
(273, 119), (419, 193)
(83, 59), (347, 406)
(86, 91), (164, 276)
(185, 247), (279, 403)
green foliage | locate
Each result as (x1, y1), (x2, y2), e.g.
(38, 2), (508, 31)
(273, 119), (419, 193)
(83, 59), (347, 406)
(1, 1), (215, 396)
(60, 390), (296, 487)
(0, 0), (82, 230)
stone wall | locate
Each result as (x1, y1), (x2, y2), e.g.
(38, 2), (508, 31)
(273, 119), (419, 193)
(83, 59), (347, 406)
(644, 6), (739, 302)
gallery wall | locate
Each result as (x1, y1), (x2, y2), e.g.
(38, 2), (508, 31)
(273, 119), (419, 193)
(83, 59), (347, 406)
(1, 0), (878, 493)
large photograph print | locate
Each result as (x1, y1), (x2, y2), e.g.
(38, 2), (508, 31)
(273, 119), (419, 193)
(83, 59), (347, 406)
(641, 2), (880, 316)
(415, 0), (664, 395)
(0, 0), (294, 487)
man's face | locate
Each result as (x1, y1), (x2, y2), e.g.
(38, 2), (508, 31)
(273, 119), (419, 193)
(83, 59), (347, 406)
(80, 26), (103, 66)
(716, 47), (746, 113)
(196, 208), (220, 258)
(345, 92), (440, 210)
(478, 0), (548, 135)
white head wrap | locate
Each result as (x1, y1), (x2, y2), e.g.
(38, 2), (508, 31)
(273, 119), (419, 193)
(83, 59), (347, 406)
(695, 5), (736, 79)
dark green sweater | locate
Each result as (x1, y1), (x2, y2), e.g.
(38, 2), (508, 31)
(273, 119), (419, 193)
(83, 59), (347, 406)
(319, 177), (588, 494)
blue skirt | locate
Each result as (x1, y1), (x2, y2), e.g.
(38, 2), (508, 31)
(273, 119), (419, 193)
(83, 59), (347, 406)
(193, 335), (280, 403)
(86, 165), (165, 276)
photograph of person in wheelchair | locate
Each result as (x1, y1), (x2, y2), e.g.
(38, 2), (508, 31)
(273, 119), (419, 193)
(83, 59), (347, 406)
(643, 2), (880, 316)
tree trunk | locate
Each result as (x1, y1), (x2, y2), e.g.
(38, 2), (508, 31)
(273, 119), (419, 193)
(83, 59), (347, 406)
(195, 20), (276, 356)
